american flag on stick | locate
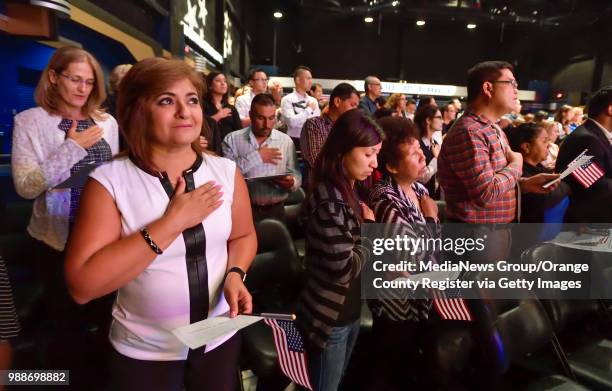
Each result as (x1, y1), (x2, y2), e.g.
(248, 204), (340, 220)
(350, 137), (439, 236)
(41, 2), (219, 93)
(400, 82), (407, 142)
(264, 319), (313, 390)
(571, 159), (604, 189)
(431, 289), (473, 321)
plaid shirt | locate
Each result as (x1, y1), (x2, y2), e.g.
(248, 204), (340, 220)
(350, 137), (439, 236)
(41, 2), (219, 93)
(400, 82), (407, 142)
(300, 114), (333, 170)
(438, 110), (521, 223)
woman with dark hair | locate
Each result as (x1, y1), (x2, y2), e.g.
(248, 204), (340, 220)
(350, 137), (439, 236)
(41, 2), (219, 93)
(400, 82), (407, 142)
(416, 95), (436, 111)
(297, 109), (383, 391)
(203, 71), (242, 142)
(367, 116), (439, 389)
(414, 104), (443, 198)
(507, 122), (570, 223)
(65, 58), (256, 390)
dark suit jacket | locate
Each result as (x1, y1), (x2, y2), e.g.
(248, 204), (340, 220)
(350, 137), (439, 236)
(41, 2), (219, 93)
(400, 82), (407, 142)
(555, 119), (612, 223)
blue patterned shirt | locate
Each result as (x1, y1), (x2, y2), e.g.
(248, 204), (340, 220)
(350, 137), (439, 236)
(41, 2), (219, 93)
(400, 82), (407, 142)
(222, 127), (301, 205)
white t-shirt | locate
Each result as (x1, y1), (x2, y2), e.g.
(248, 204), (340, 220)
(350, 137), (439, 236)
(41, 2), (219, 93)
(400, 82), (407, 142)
(90, 153), (236, 360)
(280, 90), (320, 138)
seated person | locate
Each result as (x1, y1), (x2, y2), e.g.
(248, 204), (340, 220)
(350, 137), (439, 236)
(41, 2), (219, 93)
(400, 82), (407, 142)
(223, 93), (301, 223)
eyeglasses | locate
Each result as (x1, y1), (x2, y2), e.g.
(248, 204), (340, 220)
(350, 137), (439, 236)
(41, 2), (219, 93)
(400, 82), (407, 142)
(252, 78), (269, 82)
(60, 73), (95, 87)
(492, 79), (518, 89)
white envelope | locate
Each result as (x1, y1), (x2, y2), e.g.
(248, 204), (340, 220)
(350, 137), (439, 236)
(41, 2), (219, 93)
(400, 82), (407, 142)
(172, 314), (263, 349)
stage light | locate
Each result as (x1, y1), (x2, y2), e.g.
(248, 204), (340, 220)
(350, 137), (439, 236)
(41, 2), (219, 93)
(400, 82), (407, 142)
(467, 23), (477, 29)
(364, 16), (374, 23)
(273, 11), (283, 19)
(416, 20), (426, 26)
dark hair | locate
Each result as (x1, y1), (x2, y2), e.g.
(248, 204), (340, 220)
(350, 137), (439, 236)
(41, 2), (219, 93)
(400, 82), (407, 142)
(406, 98), (416, 105)
(507, 122), (545, 154)
(248, 68), (266, 81)
(466, 61), (514, 103)
(329, 82), (358, 109)
(534, 110), (549, 122)
(204, 71), (229, 105)
(441, 103), (455, 114)
(374, 108), (393, 120)
(250, 93), (276, 112)
(587, 86), (612, 118)
(414, 104), (440, 138)
(293, 65), (312, 80)
(375, 96), (387, 107)
(416, 96), (435, 111)
(310, 83), (323, 93)
(377, 117), (420, 177)
(312, 109), (384, 220)
(554, 104), (573, 124)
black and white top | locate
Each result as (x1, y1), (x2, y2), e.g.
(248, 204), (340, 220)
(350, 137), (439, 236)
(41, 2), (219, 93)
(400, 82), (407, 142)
(90, 153), (236, 360)
(368, 178), (440, 322)
(296, 182), (371, 351)
(0, 257), (20, 340)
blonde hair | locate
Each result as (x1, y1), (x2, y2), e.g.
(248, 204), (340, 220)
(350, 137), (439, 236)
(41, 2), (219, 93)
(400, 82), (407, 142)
(34, 46), (106, 120)
(385, 93), (406, 111)
(117, 57), (205, 172)
(108, 64), (132, 95)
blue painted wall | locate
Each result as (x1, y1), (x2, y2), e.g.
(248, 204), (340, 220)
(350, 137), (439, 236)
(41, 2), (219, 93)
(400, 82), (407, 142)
(0, 37), (55, 154)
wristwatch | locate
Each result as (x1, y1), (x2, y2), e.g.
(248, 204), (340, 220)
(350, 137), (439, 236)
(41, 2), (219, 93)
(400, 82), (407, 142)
(225, 266), (247, 282)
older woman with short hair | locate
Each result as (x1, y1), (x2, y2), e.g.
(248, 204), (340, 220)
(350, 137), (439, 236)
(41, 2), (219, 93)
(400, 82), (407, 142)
(367, 116), (440, 389)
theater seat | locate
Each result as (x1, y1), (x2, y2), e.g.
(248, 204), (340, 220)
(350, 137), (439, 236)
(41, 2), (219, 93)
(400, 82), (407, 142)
(523, 244), (612, 390)
(284, 188), (306, 259)
(241, 219), (304, 388)
(425, 270), (585, 389)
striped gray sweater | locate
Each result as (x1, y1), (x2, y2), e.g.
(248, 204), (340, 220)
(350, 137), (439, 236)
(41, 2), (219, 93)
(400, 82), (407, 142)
(296, 182), (371, 351)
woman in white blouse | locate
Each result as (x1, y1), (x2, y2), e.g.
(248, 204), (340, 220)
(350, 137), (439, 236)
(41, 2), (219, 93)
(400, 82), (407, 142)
(10, 46), (118, 382)
(65, 58), (256, 390)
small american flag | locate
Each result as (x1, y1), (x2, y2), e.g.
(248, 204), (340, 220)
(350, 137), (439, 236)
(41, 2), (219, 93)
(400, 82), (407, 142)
(431, 289), (473, 321)
(264, 319), (313, 390)
(571, 160), (604, 188)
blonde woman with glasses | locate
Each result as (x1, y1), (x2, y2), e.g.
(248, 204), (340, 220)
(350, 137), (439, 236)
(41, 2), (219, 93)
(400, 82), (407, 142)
(10, 46), (118, 386)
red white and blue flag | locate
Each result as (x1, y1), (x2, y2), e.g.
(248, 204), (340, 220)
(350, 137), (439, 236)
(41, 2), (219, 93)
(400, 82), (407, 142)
(571, 160), (604, 189)
(431, 289), (473, 321)
(264, 319), (313, 390)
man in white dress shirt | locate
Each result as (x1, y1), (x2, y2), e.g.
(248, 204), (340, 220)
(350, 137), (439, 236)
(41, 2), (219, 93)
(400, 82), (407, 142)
(235, 68), (269, 128)
(280, 65), (320, 148)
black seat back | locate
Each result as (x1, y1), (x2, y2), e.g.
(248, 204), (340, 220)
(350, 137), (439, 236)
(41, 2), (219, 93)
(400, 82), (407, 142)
(246, 219), (303, 312)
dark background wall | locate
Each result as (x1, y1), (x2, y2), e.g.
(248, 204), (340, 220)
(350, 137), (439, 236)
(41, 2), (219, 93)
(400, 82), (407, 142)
(245, 1), (612, 101)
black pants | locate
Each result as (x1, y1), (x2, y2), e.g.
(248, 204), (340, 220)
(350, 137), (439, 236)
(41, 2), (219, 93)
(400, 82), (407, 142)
(251, 202), (287, 224)
(366, 316), (429, 390)
(31, 238), (115, 390)
(109, 334), (241, 391)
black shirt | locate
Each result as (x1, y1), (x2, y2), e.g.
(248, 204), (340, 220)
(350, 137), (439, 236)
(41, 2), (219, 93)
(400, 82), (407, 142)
(521, 162), (570, 223)
(202, 99), (242, 140)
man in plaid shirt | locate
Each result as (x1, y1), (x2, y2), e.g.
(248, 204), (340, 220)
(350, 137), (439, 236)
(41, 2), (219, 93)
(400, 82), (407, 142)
(300, 83), (360, 183)
(439, 61), (559, 225)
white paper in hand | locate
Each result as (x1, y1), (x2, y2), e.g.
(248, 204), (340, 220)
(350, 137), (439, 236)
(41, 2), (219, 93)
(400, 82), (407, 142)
(172, 314), (263, 349)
